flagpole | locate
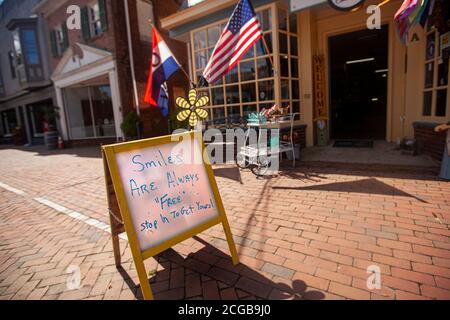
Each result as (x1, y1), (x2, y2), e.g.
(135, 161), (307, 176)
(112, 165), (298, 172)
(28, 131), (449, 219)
(180, 67), (196, 88)
(125, 0), (140, 117)
(260, 35), (274, 68)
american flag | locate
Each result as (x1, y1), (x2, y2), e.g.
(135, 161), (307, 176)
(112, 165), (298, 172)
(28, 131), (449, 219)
(202, 0), (262, 84)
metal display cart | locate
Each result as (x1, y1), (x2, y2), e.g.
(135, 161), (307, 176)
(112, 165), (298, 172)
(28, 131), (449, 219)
(237, 113), (299, 176)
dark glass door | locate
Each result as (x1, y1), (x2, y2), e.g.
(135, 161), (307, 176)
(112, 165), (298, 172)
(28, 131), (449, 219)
(329, 26), (389, 140)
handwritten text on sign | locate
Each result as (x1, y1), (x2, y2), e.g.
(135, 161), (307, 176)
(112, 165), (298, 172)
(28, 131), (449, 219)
(115, 138), (218, 251)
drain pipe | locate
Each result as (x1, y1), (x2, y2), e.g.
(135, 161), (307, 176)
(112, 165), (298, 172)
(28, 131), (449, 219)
(124, 0), (142, 138)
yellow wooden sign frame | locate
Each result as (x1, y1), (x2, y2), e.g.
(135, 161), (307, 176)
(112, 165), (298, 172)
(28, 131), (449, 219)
(102, 131), (239, 300)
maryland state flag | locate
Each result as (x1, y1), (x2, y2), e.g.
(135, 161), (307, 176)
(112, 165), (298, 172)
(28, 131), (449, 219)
(144, 27), (180, 117)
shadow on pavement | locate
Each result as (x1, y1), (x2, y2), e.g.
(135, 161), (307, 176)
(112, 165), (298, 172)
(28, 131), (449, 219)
(213, 166), (243, 184)
(116, 236), (325, 300)
(272, 177), (428, 203)
(0, 144), (103, 158)
(296, 162), (439, 181)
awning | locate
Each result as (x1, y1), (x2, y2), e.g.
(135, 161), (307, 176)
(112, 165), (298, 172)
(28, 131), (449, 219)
(161, 0), (274, 39)
(290, 0), (326, 13)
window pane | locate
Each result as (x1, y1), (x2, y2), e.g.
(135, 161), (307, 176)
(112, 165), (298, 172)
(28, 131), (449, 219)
(194, 30), (206, 49)
(240, 60), (255, 81)
(290, 36), (298, 56)
(243, 104), (257, 117)
(212, 107), (225, 121)
(64, 87), (94, 139)
(425, 62), (434, 88)
(438, 58), (449, 86)
(422, 91), (432, 116)
(90, 85), (116, 137)
(89, 3), (102, 37)
(22, 30), (40, 65)
(292, 80), (300, 100)
(227, 105), (240, 118)
(280, 56), (289, 77)
(242, 45), (254, 60)
(278, 9), (287, 31)
(291, 58), (298, 78)
(436, 89), (447, 116)
(426, 32), (435, 60)
(289, 14), (297, 34)
(264, 33), (272, 53)
(291, 101), (300, 115)
(211, 87), (224, 105)
(256, 33), (272, 56)
(1, 109), (18, 134)
(196, 70), (203, 84)
(281, 79), (289, 100)
(28, 103), (49, 135)
(205, 108), (213, 121)
(259, 103), (274, 112)
(195, 50), (207, 70)
(225, 65), (238, 83)
(8, 51), (16, 78)
(226, 85), (239, 104)
(207, 26), (220, 47)
(257, 57), (273, 79)
(241, 82), (256, 103)
(258, 80), (274, 101)
(256, 39), (264, 56)
(279, 32), (287, 54)
(13, 30), (23, 65)
(257, 9), (271, 31)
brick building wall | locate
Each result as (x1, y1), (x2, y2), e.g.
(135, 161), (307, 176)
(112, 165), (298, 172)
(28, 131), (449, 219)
(45, 0), (117, 70)
(44, 0), (187, 139)
(112, 0), (189, 138)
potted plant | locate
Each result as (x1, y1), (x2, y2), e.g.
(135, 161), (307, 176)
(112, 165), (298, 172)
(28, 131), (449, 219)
(42, 105), (60, 150)
(121, 111), (143, 141)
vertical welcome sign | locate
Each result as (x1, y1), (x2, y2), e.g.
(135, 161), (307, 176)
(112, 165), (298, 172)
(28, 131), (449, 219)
(102, 131), (239, 300)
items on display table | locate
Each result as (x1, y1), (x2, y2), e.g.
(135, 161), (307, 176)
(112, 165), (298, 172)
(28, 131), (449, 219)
(248, 104), (291, 125)
(247, 113), (267, 124)
(259, 104), (291, 121)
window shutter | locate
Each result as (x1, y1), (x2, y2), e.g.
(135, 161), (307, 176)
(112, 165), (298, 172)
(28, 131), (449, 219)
(99, 0), (108, 32)
(81, 6), (91, 41)
(49, 30), (58, 57)
(61, 23), (69, 52)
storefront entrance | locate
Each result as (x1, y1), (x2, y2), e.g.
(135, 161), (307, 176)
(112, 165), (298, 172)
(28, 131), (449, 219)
(52, 43), (123, 141)
(26, 99), (55, 145)
(329, 26), (389, 140)
(63, 84), (116, 140)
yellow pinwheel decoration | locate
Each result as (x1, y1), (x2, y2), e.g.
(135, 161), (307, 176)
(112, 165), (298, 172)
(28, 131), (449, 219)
(176, 88), (209, 127)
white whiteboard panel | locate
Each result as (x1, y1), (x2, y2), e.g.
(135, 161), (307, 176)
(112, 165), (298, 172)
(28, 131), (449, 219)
(114, 136), (219, 252)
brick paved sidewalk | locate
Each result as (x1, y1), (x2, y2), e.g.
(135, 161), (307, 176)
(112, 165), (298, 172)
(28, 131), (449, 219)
(0, 145), (449, 300)
(0, 189), (258, 300)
